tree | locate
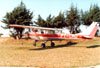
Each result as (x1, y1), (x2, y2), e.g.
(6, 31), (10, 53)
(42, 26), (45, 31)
(53, 12), (66, 28)
(35, 14), (55, 28)
(35, 12), (66, 28)
(0, 33), (3, 37)
(66, 5), (80, 34)
(81, 10), (89, 25)
(2, 2), (33, 39)
(81, 4), (100, 25)
(81, 4), (100, 36)
(34, 15), (46, 27)
(45, 14), (54, 28)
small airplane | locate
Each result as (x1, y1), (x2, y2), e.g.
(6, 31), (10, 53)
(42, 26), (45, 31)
(9, 21), (99, 48)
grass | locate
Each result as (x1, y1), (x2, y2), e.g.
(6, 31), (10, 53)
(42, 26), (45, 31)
(0, 37), (100, 68)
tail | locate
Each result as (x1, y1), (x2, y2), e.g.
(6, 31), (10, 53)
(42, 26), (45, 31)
(78, 21), (99, 38)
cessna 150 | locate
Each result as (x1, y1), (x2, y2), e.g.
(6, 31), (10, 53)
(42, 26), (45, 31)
(10, 22), (99, 48)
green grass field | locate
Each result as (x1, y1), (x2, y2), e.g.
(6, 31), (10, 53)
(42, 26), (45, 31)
(0, 37), (100, 68)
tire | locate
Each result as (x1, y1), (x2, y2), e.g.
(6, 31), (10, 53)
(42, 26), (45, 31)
(41, 43), (46, 48)
(51, 42), (55, 47)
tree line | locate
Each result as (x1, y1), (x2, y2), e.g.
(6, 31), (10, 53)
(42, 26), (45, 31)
(1, 2), (100, 39)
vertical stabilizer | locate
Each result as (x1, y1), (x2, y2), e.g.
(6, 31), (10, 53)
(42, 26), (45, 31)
(78, 22), (98, 38)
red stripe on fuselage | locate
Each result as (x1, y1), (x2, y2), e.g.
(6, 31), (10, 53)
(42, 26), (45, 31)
(29, 33), (85, 39)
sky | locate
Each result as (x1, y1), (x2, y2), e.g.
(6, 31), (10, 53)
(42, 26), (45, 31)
(0, 0), (100, 36)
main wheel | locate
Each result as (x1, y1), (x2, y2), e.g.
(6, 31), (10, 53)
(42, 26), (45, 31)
(51, 42), (55, 47)
(41, 43), (46, 48)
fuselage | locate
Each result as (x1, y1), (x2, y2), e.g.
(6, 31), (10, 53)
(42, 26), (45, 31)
(28, 32), (90, 41)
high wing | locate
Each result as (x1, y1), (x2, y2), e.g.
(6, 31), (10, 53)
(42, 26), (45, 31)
(9, 25), (63, 31)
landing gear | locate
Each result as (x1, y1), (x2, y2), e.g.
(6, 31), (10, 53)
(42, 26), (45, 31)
(33, 40), (55, 48)
(41, 41), (55, 48)
(33, 40), (46, 48)
(33, 40), (37, 46)
(51, 42), (55, 47)
(41, 41), (48, 48)
(41, 43), (46, 48)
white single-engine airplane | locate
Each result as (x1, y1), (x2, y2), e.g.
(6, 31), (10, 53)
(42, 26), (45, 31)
(10, 22), (99, 48)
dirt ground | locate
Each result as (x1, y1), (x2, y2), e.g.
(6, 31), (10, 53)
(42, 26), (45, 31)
(0, 37), (100, 68)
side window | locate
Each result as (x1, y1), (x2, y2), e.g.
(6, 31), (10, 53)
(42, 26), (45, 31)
(48, 30), (55, 34)
(41, 31), (44, 34)
(32, 29), (37, 32)
(52, 31), (55, 34)
(55, 30), (62, 34)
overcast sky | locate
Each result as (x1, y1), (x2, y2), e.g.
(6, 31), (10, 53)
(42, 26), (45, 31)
(0, 0), (100, 35)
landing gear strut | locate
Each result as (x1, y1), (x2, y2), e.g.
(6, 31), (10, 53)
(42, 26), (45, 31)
(33, 40), (37, 46)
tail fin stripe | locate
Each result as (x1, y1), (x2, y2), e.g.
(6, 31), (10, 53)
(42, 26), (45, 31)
(89, 26), (98, 38)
